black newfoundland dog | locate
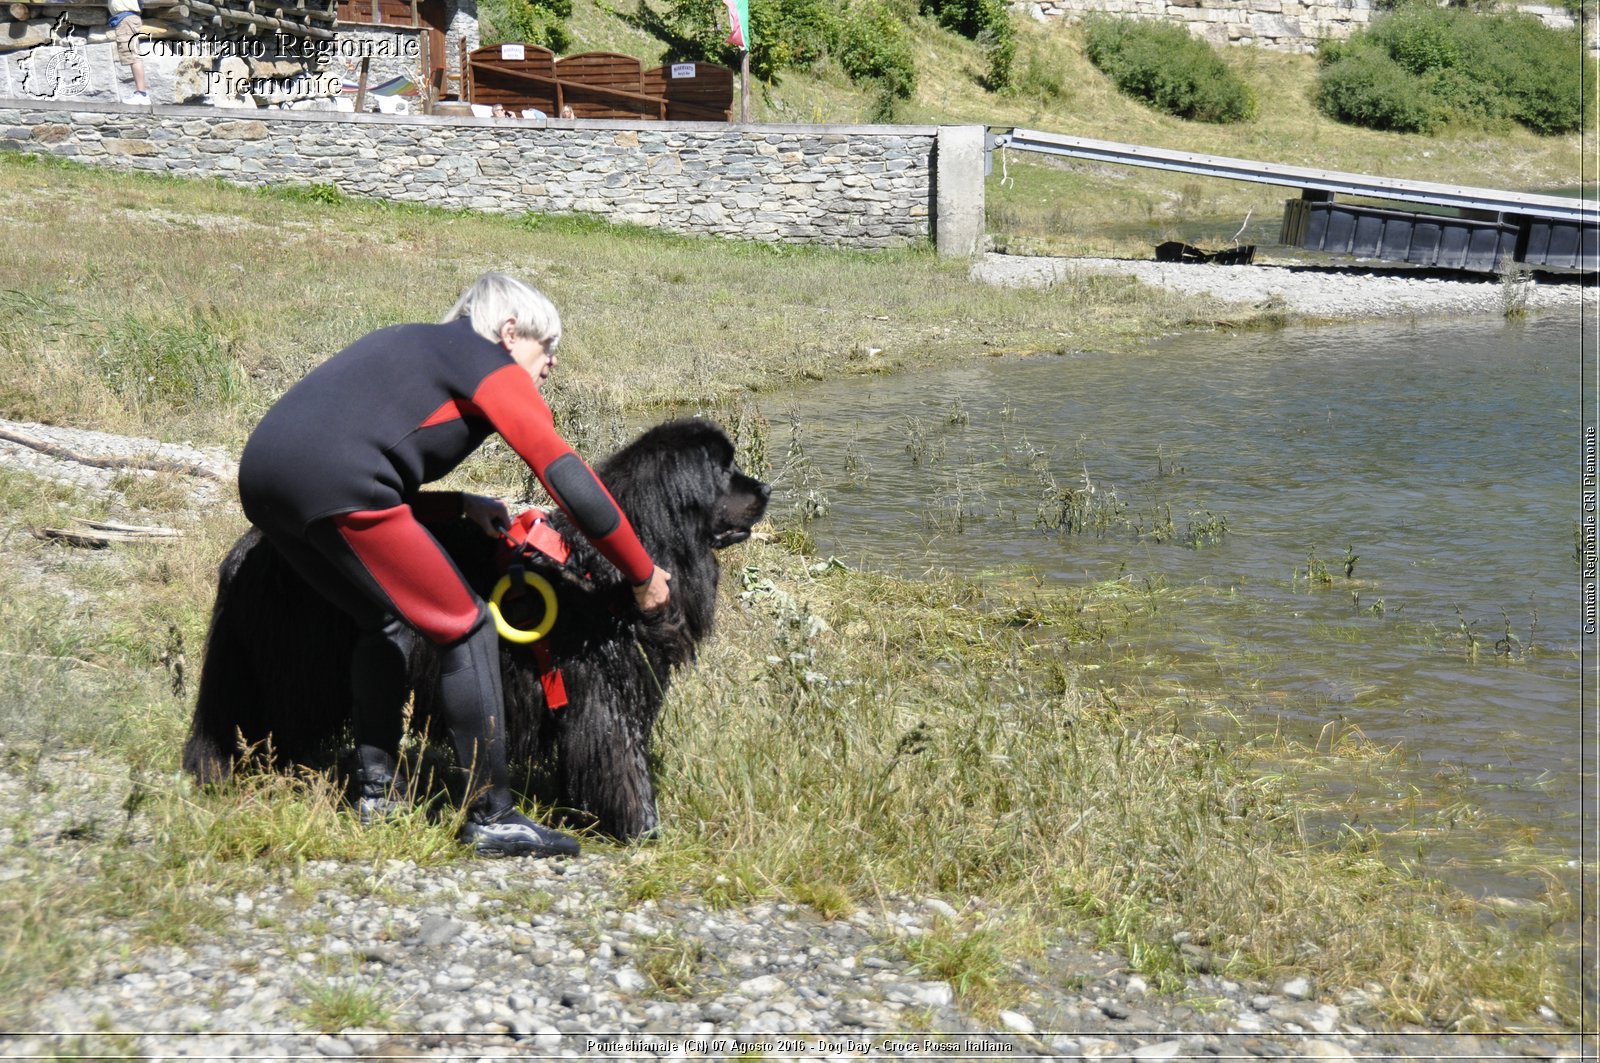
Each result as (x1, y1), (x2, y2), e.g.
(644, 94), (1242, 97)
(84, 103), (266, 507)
(182, 418), (769, 840)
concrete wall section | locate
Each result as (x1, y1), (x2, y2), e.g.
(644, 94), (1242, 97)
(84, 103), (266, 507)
(0, 100), (978, 251)
(934, 125), (985, 258)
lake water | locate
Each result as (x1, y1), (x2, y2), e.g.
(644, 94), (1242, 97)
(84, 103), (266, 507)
(754, 311), (1589, 901)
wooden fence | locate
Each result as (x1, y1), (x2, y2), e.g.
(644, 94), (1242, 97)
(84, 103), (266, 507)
(466, 44), (732, 121)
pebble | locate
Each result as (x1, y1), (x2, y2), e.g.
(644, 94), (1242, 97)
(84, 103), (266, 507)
(1280, 976), (1313, 1001)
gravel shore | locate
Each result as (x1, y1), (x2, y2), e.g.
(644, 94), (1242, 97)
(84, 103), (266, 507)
(971, 252), (1597, 321)
(3, 749), (1582, 1063)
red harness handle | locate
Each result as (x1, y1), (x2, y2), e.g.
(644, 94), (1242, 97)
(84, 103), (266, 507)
(496, 508), (573, 568)
(494, 508), (572, 711)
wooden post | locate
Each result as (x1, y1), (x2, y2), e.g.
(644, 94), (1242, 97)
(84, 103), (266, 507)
(455, 33), (466, 99)
(418, 27), (431, 113)
(354, 53), (369, 111)
(739, 48), (748, 123)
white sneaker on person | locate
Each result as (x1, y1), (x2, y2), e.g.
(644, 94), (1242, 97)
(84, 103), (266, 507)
(122, 91), (150, 105)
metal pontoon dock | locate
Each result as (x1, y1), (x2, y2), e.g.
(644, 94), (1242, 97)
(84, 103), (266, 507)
(987, 127), (1596, 273)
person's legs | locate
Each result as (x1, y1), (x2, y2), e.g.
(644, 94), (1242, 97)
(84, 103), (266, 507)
(433, 615), (508, 805)
(314, 506), (578, 856)
(114, 17), (149, 102)
(348, 614), (414, 818)
(430, 615), (575, 856)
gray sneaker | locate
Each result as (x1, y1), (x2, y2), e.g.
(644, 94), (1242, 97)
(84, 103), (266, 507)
(459, 807), (580, 858)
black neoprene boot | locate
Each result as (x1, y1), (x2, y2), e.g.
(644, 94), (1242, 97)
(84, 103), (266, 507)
(353, 747), (404, 825)
(436, 616), (579, 858)
(350, 615), (413, 823)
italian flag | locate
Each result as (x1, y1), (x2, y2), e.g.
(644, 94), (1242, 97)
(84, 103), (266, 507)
(723, 0), (750, 49)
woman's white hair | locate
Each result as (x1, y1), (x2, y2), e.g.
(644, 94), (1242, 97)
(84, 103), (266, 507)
(443, 272), (563, 349)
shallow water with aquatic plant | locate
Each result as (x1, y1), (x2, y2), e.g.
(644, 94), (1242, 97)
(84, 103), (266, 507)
(757, 311), (1589, 903)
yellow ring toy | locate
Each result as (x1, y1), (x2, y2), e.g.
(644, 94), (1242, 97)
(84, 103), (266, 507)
(488, 570), (559, 644)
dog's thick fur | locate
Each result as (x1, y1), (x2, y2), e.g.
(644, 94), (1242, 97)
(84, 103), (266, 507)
(182, 419), (769, 840)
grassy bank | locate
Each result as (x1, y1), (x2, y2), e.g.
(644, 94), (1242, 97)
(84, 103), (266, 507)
(0, 465), (1579, 1032)
(0, 147), (1584, 1031)
(0, 153), (1250, 449)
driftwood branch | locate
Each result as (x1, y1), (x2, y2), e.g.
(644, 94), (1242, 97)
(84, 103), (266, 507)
(0, 426), (231, 482)
(33, 518), (184, 548)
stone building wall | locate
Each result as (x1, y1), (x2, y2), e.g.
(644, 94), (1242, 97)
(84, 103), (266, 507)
(323, 26), (425, 97)
(1017, 0), (1590, 52)
(0, 100), (966, 249)
(443, 0), (479, 89)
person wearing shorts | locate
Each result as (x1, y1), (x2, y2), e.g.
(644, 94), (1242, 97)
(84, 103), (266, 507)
(107, 0), (148, 104)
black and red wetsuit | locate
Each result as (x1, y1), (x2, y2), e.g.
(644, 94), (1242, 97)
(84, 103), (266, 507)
(239, 316), (652, 644)
(238, 316), (657, 826)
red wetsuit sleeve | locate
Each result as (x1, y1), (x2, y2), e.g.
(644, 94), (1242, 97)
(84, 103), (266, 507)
(470, 364), (655, 585)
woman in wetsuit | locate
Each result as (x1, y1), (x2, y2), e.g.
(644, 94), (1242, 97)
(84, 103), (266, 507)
(237, 273), (671, 857)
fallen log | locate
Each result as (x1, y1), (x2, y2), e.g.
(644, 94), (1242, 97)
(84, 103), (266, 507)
(33, 518), (184, 548)
(0, 425), (232, 482)
(188, 0), (335, 38)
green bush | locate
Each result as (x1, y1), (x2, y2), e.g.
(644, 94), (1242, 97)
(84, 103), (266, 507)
(1315, 48), (1441, 133)
(1465, 13), (1589, 135)
(1315, 5), (1592, 135)
(1083, 17), (1256, 123)
(483, 0), (571, 50)
(922, 0), (1016, 91)
(978, 15), (1017, 94)
(1366, 4), (1459, 75)
(635, 0), (911, 96)
(749, 0), (835, 75)
(835, 0), (918, 99)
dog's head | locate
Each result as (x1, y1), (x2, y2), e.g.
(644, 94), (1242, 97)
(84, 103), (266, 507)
(600, 418), (769, 556)
(712, 466), (770, 548)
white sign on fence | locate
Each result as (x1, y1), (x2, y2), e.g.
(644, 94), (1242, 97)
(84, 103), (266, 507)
(670, 63), (695, 78)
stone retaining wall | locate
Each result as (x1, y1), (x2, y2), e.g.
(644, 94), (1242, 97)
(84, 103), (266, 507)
(0, 100), (984, 251)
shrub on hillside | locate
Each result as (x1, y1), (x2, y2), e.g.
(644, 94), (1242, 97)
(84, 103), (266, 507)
(483, 0), (572, 50)
(1083, 17), (1256, 123)
(1316, 4), (1592, 135)
(635, 0), (914, 97)
(836, 0), (918, 99)
(921, 0), (1016, 91)
(749, 0), (835, 75)
(634, 0), (829, 81)
(1315, 48), (1441, 132)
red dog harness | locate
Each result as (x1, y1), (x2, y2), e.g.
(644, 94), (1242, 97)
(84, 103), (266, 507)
(494, 509), (572, 710)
